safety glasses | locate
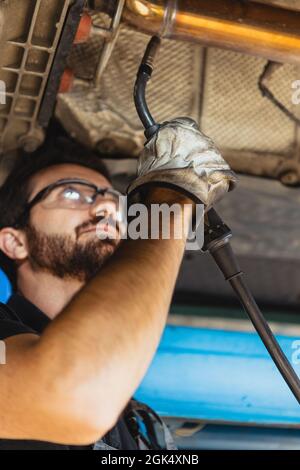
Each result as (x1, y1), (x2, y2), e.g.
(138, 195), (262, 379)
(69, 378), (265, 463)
(14, 178), (123, 228)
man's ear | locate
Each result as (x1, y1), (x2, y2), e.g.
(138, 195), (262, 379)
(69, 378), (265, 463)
(0, 228), (28, 261)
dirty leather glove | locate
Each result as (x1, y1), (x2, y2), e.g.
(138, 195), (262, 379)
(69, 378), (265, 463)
(127, 117), (237, 208)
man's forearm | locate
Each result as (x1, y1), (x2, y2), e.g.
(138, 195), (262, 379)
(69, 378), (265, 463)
(35, 190), (192, 433)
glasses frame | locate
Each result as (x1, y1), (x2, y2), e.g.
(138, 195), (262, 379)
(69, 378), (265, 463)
(14, 178), (122, 228)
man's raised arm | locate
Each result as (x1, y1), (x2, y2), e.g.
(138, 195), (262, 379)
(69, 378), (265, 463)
(0, 189), (192, 444)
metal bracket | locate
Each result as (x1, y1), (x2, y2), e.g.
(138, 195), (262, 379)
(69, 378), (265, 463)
(90, 0), (126, 86)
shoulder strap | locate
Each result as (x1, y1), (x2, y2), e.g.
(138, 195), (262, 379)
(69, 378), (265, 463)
(124, 399), (177, 450)
(0, 301), (21, 322)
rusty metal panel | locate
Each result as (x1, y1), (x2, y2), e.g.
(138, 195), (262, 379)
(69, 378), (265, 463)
(57, 23), (202, 156)
(0, 0), (72, 154)
(57, 16), (300, 184)
(201, 48), (298, 154)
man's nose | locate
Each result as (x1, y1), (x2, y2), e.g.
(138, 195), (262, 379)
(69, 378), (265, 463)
(89, 195), (118, 220)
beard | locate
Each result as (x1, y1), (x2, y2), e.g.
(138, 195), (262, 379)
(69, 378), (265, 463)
(24, 223), (119, 283)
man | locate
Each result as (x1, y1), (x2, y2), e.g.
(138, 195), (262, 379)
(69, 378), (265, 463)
(0, 119), (236, 449)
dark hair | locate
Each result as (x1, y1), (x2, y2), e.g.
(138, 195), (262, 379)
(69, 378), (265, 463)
(0, 135), (111, 286)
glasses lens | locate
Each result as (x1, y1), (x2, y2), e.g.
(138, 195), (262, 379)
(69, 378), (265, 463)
(40, 183), (96, 209)
(40, 182), (122, 210)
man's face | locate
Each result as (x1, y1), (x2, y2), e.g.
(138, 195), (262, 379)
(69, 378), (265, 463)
(23, 163), (122, 282)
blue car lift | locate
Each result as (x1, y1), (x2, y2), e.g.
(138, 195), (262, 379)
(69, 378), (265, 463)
(135, 324), (300, 426)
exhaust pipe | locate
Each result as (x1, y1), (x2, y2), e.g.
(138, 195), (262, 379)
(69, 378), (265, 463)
(121, 0), (300, 65)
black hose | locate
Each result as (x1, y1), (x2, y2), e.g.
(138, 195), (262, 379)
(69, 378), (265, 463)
(210, 239), (300, 404)
(230, 274), (300, 403)
(134, 70), (155, 130)
(134, 36), (161, 139)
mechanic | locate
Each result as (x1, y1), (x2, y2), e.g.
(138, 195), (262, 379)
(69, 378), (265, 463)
(0, 119), (236, 450)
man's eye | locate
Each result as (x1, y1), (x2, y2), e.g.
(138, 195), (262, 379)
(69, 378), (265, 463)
(62, 187), (81, 200)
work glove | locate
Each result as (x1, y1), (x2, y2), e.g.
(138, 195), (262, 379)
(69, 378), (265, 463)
(127, 117), (237, 209)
